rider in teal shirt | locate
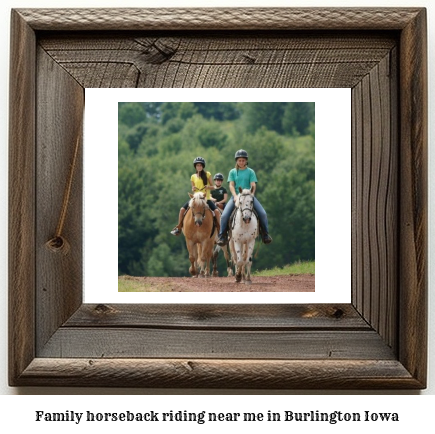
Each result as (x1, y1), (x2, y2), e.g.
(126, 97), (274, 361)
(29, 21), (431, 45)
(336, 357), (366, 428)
(216, 149), (272, 245)
(227, 166), (258, 191)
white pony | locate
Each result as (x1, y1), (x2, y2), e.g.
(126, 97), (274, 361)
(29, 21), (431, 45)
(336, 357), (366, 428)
(229, 187), (258, 284)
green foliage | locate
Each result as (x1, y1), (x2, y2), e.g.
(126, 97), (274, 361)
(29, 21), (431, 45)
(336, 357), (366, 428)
(242, 102), (287, 134)
(119, 102), (315, 277)
(161, 102), (198, 124)
(282, 102), (315, 136)
(118, 102), (146, 127)
(194, 102), (240, 121)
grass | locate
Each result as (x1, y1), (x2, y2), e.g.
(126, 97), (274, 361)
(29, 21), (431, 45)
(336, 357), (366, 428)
(119, 261), (315, 291)
(253, 260), (315, 276)
(118, 276), (173, 292)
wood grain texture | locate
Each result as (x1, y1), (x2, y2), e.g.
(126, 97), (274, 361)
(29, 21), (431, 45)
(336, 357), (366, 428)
(38, 328), (395, 360)
(16, 8), (422, 31)
(351, 51), (398, 351)
(65, 304), (369, 330)
(38, 33), (396, 88)
(8, 8), (427, 389)
(398, 8), (428, 386)
(17, 358), (420, 389)
(8, 10), (36, 386)
(35, 48), (84, 353)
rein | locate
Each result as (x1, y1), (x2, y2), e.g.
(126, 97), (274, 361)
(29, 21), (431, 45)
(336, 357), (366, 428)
(191, 199), (207, 220)
(190, 197), (217, 238)
(238, 193), (254, 218)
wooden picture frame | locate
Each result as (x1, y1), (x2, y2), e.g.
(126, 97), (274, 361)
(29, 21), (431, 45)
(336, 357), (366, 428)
(9, 8), (427, 389)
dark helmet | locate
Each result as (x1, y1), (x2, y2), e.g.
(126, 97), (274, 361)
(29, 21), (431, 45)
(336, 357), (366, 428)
(234, 149), (248, 161)
(213, 173), (224, 181)
(193, 156), (206, 168)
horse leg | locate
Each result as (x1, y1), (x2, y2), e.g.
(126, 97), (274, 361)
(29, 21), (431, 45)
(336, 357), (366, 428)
(244, 240), (255, 285)
(233, 241), (243, 283)
(196, 244), (206, 277)
(187, 241), (198, 277)
(230, 239), (238, 282)
(223, 245), (233, 277)
(241, 244), (247, 283)
(202, 240), (214, 278)
(212, 245), (220, 277)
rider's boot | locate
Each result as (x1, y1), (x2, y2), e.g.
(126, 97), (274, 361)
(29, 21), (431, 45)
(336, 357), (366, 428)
(216, 229), (228, 246)
(260, 225), (273, 244)
(170, 208), (186, 236)
(262, 233), (273, 244)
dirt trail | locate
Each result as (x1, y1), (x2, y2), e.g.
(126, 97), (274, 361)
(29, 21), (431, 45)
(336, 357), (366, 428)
(120, 274), (315, 292)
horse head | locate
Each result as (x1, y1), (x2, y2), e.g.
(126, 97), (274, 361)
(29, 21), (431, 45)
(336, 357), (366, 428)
(238, 187), (255, 224)
(188, 192), (207, 226)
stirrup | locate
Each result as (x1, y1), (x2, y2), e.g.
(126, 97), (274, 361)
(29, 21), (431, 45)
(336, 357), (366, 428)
(170, 227), (181, 236)
(262, 233), (272, 244)
(217, 234), (228, 246)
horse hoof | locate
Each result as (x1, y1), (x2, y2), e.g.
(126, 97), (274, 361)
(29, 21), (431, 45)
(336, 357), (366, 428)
(245, 280), (252, 285)
(235, 275), (242, 283)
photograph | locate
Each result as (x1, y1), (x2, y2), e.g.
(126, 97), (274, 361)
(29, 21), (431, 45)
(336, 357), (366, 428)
(118, 101), (315, 293)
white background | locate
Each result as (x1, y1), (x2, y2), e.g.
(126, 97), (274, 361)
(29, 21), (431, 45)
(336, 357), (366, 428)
(0, 0), (434, 424)
(85, 88), (351, 304)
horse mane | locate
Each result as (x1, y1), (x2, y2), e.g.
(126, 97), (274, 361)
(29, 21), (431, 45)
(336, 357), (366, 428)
(189, 191), (206, 207)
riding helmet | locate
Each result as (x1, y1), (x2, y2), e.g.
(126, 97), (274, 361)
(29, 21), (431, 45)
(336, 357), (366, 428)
(213, 173), (224, 181)
(193, 156), (206, 168)
(234, 149), (248, 161)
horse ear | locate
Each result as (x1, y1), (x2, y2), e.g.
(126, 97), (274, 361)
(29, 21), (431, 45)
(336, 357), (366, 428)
(201, 193), (206, 199)
(188, 193), (194, 198)
(239, 186), (243, 193)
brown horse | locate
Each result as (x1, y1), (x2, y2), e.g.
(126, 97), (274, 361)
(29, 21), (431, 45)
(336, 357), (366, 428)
(182, 192), (218, 277)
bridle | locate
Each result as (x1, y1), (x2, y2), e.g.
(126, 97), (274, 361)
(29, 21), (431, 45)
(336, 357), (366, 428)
(238, 192), (254, 220)
(191, 197), (207, 221)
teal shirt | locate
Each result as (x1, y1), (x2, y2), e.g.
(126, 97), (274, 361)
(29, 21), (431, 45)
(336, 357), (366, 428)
(227, 167), (258, 191)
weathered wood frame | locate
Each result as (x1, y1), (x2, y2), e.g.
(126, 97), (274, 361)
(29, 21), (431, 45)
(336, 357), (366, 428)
(9, 8), (427, 389)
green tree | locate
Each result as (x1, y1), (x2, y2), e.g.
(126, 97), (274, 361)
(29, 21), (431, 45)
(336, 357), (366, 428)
(161, 102), (198, 124)
(242, 102), (286, 134)
(118, 156), (156, 275)
(125, 122), (151, 152)
(282, 102), (315, 136)
(118, 102), (146, 128)
(237, 127), (285, 176)
(193, 102), (240, 121)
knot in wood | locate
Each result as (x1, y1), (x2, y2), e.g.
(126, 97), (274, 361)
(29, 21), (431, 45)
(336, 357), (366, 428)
(332, 308), (345, 319)
(94, 304), (116, 315)
(45, 236), (70, 255)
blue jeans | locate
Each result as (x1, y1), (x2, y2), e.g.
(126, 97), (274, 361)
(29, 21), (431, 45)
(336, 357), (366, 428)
(218, 196), (269, 237)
